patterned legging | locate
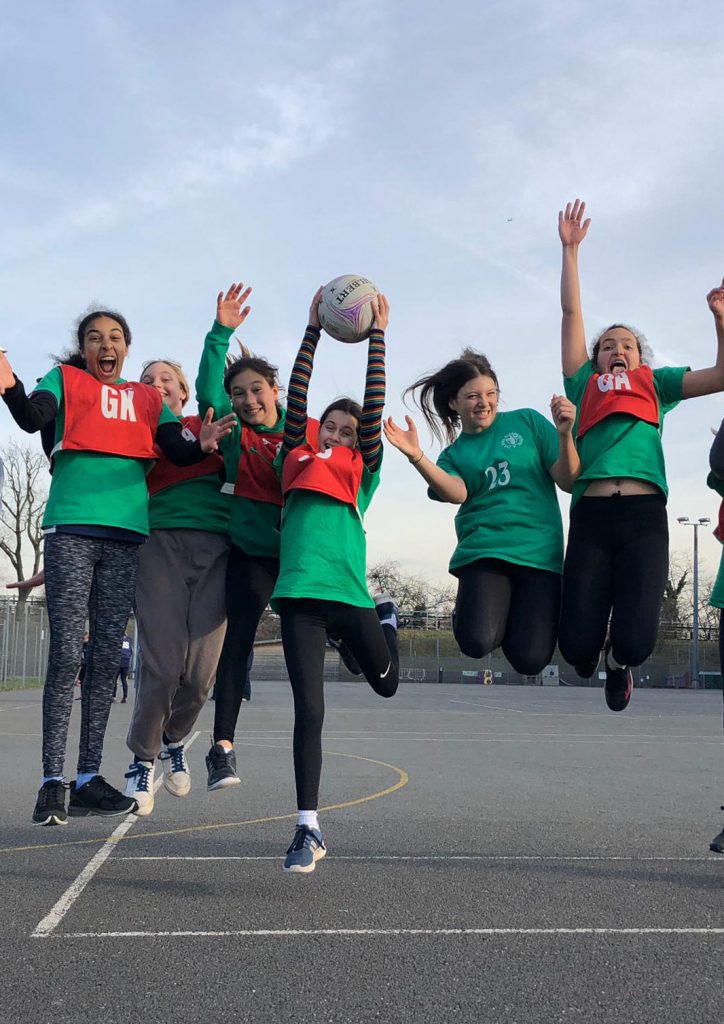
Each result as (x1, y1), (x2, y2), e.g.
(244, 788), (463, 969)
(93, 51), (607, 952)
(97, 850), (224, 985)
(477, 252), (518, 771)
(42, 533), (139, 777)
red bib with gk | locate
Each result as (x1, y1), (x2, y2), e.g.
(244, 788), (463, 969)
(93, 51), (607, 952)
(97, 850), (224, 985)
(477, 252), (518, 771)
(577, 365), (660, 439)
(146, 415), (223, 496)
(58, 365), (162, 458)
(282, 439), (363, 509)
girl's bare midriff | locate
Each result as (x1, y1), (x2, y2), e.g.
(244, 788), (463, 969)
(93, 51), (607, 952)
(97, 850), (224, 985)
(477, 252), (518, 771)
(583, 478), (660, 497)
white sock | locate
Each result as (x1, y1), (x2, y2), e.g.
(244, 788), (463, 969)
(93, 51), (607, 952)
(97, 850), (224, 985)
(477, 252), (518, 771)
(298, 810), (320, 832)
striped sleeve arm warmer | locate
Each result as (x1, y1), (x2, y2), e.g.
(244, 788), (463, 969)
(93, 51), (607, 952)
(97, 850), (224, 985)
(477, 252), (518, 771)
(359, 329), (386, 470)
(283, 325), (320, 454)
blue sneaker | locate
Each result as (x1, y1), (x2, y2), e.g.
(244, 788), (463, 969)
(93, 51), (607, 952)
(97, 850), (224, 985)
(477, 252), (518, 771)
(283, 825), (327, 874)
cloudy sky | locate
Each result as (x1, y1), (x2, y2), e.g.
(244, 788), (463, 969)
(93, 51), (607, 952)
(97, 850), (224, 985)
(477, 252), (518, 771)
(1, 0), (723, 589)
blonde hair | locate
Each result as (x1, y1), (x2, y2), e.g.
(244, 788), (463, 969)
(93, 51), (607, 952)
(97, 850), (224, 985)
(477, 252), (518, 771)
(141, 359), (190, 407)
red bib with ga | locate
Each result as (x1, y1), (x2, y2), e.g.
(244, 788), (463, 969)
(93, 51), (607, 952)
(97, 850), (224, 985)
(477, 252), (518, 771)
(577, 365), (660, 439)
(147, 415), (223, 496)
(58, 365), (162, 458)
(282, 440), (364, 509)
(222, 419), (320, 506)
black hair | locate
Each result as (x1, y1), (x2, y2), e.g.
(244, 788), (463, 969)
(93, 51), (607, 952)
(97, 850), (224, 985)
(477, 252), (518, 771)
(76, 309), (132, 349)
(319, 398), (363, 442)
(405, 348), (499, 445)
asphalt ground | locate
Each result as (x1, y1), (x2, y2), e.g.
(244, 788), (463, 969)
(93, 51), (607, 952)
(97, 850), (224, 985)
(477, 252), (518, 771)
(0, 681), (722, 1024)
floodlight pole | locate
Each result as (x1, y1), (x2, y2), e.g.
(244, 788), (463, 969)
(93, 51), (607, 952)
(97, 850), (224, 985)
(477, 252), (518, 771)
(677, 516), (711, 689)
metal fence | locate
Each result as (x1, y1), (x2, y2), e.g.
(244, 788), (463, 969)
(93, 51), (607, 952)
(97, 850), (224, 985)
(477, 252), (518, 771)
(1, 597), (721, 691)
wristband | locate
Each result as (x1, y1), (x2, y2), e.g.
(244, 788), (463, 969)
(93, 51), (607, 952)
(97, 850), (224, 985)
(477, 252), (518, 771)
(409, 450), (424, 465)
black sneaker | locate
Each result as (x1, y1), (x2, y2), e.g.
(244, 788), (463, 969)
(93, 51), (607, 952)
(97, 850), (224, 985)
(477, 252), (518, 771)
(68, 775), (138, 817)
(710, 809), (724, 854)
(32, 780), (68, 826)
(603, 641), (633, 712)
(283, 825), (327, 874)
(205, 743), (241, 791)
(327, 633), (362, 675)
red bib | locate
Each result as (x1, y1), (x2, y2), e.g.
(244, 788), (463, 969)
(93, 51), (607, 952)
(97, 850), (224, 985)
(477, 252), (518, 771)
(577, 365), (660, 439)
(146, 415), (223, 496)
(58, 365), (162, 459)
(222, 420), (320, 506)
(282, 440), (363, 509)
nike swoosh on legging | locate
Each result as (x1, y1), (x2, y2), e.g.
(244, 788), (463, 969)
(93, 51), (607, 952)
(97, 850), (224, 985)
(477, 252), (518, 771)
(379, 662), (391, 679)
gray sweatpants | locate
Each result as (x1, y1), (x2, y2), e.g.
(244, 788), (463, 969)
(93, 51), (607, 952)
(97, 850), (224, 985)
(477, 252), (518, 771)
(43, 532), (140, 777)
(127, 529), (228, 761)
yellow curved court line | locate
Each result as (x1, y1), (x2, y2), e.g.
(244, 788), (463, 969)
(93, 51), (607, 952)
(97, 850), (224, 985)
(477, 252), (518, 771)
(0, 750), (408, 856)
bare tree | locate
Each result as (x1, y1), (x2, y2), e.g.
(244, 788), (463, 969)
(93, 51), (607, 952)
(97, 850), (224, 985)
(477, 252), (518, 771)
(0, 439), (48, 602)
(367, 559), (455, 612)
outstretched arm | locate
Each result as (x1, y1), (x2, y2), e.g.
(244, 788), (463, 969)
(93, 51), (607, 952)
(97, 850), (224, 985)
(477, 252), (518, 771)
(383, 415), (468, 503)
(283, 288), (322, 455)
(359, 294), (389, 471)
(195, 281), (252, 417)
(548, 395), (581, 492)
(559, 199), (591, 379)
(681, 280), (724, 399)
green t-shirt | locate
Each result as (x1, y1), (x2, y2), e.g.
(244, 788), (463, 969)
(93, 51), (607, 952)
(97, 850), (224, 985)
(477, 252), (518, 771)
(707, 471), (724, 608)
(36, 365), (177, 536)
(195, 320), (285, 556)
(271, 461), (381, 609)
(564, 362), (687, 508)
(430, 408), (564, 575)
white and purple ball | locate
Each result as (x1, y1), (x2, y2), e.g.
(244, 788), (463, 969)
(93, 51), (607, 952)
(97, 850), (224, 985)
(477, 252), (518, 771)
(318, 275), (379, 344)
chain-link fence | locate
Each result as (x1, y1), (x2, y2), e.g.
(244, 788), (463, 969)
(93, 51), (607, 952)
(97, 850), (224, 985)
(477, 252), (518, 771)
(1, 597), (720, 691)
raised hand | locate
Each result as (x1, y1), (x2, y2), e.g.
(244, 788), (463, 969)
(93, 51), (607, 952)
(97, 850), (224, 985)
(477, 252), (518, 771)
(707, 278), (724, 324)
(550, 394), (576, 435)
(199, 408), (237, 452)
(383, 414), (422, 460)
(0, 350), (16, 394)
(308, 286), (323, 329)
(216, 282), (253, 330)
(370, 293), (390, 332)
(558, 199), (591, 248)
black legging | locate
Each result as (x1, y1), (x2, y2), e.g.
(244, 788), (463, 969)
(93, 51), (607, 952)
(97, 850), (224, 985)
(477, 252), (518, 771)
(558, 494), (668, 672)
(452, 558), (561, 675)
(279, 598), (399, 809)
(212, 545), (279, 744)
(719, 609), (724, 731)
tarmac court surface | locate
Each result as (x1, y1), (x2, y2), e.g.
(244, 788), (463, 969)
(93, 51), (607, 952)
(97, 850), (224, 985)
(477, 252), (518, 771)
(0, 681), (722, 1023)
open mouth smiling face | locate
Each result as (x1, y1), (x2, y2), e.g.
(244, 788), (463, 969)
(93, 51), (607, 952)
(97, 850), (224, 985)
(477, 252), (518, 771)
(81, 316), (129, 383)
(596, 327), (641, 375)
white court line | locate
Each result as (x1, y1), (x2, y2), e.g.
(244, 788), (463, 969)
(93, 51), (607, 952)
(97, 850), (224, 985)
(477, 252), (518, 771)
(115, 854), (720, 863)
(41, 927), (724, 940)
(32, 730), (200, 939)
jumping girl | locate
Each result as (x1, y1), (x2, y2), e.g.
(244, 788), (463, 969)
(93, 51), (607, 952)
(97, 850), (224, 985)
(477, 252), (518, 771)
(273, 288), (399, 874)
(0, 311), (233, 825)
(384, 352), (579, 675)
(195, 283), (288, 791)
(124, 358), (231, 815)
(557, 198), (724, 711)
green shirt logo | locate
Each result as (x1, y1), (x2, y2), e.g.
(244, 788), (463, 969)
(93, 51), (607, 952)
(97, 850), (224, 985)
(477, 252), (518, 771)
(501, 431), (524, 449)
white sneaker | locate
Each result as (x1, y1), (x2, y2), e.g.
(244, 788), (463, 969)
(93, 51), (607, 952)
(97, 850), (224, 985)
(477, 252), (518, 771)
(160, 741), (191, 797)
(124, 760), (155, 816)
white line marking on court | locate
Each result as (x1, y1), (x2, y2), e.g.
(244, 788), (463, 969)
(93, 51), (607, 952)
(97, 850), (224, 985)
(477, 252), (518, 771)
(114, 854), (721, 863)
(32, 730), (200, 939)
(39, 927), (724, 940)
